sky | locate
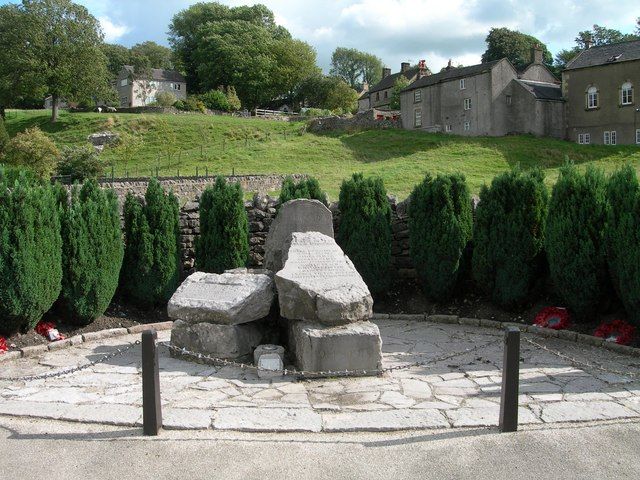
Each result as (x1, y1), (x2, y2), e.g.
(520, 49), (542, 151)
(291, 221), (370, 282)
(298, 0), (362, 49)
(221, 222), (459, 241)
(2, 0), (639, 72)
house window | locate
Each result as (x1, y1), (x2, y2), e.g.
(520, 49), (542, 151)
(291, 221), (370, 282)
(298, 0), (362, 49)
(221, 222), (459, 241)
(463, 121), (470, 131)
(621, 82), (633, 105)
(578, 133), (591, 145)
(464, 98), (472, 110)
(414, 109), (422, 128)
(637, 129), (640, 144)
(445, 125), (452, 133)
(460, 79), (466, 90)
(120, 79), (128, 87)
(587, 86), (599, 109)
(506, 95), (512, 106)
(414, 89), (422, 103)
(605, 131), (617, 145)
(376, 92), (380, 101)
(384, 91), (388, 99)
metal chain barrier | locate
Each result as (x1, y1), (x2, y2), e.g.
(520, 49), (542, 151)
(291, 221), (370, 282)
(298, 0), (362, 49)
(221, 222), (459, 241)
(160, 339), (501, 379)
(0, 341), (142, 383)
(524, 336), (640, 380)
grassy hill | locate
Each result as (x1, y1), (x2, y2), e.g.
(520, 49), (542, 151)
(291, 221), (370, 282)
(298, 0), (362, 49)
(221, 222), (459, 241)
(4, 109), (640, 199)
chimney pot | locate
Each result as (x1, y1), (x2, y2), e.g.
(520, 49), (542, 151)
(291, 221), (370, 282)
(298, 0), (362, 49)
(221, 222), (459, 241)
(401, 62), (410, 73)
(382, 67), (391, 78)
(531, 44), (543, 64)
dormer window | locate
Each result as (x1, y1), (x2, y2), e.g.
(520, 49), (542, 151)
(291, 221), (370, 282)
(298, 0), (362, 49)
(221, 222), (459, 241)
(622, 82), (633, 105)
(587, 86), (599, 109)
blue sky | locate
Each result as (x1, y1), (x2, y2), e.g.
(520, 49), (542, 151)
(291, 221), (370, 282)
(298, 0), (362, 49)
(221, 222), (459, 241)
(2, 0), (639, 72)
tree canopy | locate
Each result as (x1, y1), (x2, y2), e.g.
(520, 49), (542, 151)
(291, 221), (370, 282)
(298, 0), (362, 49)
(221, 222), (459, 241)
(101, 41), (174, 78)
(0, 0), (110, 121)
(481, 27), (553, 70)
(330, 47), (383, 89)
(294, 75), (358, 113)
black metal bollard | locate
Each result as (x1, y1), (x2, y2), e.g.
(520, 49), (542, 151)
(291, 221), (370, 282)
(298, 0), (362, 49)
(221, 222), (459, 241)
(499, 326), (520, 433)
(142, 330), (162, 436)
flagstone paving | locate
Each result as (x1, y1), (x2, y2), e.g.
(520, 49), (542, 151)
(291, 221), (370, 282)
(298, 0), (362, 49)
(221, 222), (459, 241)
(1, 319), (640, 432)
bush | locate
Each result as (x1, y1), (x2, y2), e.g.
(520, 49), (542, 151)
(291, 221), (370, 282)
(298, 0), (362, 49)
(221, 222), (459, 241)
(56, 145), (107, 182)
(174, 96), (206, 113)
(280, 176), (328, 206)
(58, 180), (123, 325)
(408, 173), (473, 301)
(472, 169), (548, 308)
(156, 91), (177, 107)
(226, 86), (241, 112)
(3, 127), (60, 179)
(0, 117), (9, 155)
(121, 179), (181, 308)
(606, 165), (640, 325)
(337, 173), (392, 295)
(196, 177), (249, 273)
(0, 176), (62, 334)
(545, 164), (609, 321)
(199, 90), (230, 112)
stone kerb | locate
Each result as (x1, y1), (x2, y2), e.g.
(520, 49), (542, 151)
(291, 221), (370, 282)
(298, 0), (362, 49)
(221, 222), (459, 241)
(275, 232), (373, 325)
(263, 199), (334, 272)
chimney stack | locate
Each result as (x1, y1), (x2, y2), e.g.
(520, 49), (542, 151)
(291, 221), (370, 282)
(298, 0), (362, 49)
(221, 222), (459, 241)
(584, 37), (593, 49)
(446, 59), (453, 71)
(382, 67), (391, 78)
(531, 44), (543, 64)
(401, 62), (410, 73)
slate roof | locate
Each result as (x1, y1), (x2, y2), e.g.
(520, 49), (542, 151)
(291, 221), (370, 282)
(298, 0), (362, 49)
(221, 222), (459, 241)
(516, 80), (564, 101)
(565, 39), (640, 70)
(369, 67), (421, 94)
(402, 60), (502, 92)
(122, 65), (186, 83)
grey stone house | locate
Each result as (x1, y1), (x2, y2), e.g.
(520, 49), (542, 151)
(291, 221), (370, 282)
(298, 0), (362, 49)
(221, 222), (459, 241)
(365, 63), (426, 111)
(563, 40), (640, 145)
(400, 48), (564, 138)
(116, 66), (187, 108)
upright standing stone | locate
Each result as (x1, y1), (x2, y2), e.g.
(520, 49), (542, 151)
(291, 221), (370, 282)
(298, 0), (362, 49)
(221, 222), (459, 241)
(275, 232), (373, 325)
(264, 199), (334, 272)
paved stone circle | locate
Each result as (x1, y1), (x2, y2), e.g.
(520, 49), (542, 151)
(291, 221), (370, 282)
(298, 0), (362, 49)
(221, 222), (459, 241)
(1, 319), (640, 432)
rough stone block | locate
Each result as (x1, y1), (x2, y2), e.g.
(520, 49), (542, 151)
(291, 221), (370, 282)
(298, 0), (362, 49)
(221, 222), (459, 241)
(264, 199), (334, 272)
(168, 271), (274, 325)
(289, 321), (382, 374)
(170, 319), (265, 360)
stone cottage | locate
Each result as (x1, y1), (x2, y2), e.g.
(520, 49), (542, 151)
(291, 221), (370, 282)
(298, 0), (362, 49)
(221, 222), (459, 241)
(364, 63), (428, 111)
(116, 65), (187, 108)
(563, 39), (640, 145)
(400, 48), (564, 138)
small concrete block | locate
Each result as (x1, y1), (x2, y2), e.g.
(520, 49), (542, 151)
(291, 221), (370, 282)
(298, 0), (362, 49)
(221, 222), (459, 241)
(603, 341), (639, 356)
(322, 409), (449, 432)
(556, 330), (578, 342)
(171, 319), (264, 360)
(48, 339), (72, 351)
(82, 328), (128, 343)
(67, 335), (84, 346)
(128, 321), (174, 334)
(289, 321), (382, 373)
(162, 408), (213, 430)
(458, 318), (480, 326)
(576, 333), (603, 346)
(20, 344), (49, 358)
(531, 326), (560, 338)
(479, 319), (501, 329)
(371, 313), (390, 320)
(392, 314), (425, 322)
(429, 315), (459, 324)
(214, 407), (322, 432)
(0, 351), (22, 363)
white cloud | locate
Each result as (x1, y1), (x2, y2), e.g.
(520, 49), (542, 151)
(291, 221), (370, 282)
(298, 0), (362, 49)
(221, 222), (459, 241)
(98, 16), (130, 43)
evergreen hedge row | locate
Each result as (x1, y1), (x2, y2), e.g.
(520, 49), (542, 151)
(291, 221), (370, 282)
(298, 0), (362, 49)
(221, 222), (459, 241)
(337, 173), (392, 295)
(546, 164), (609, 321)
(58, 180), (124, 325)
(121, 179), (181, 308)
(408, 173), (473, 302)
(0, 175), (62, 334)
(472, 169), (548, 308)
(607, 165), (640, 325)
(196, 176), (249, 274)
(280, 176), (328, 206)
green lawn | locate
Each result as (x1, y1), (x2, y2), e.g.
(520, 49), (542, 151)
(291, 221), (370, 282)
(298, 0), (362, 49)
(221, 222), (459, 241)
(4, 109), (640, 199)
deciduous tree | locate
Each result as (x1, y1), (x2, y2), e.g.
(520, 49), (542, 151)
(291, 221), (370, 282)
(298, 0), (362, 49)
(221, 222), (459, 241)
(481, 27), (553, 70)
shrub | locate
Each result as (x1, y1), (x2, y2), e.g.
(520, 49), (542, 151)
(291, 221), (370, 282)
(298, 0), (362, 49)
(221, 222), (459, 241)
(56, 145), (107, 182)
(121, 179), (181, 308)
(337, 173), (392, 295)
(174, 96), (206, 113)
(58, 180), (123, 325)
(472, 169), (548, 308)
(280, 176), (328, 206)
(155, 91), (177, 108)
(196, 177), (249, 273)
(0, 176), (62, 334)
(0, 117), (9, 155)
(408, 173), (473, 301)
(3, 127), (60, 179)
(226, 86), (241, 112)
(606, 165), (640, 325)
(199, 90), (230, 112)
(545, 164), (609, 321)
